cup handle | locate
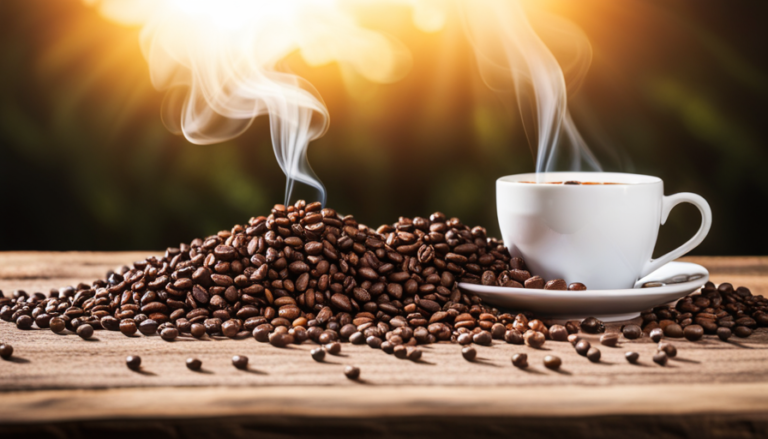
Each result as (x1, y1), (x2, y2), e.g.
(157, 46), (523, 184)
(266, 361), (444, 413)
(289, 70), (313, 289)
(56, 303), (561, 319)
(640, 192), (712, 279)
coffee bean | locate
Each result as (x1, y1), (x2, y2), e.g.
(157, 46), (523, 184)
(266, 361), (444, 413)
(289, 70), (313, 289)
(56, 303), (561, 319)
(473, 330), (492, 346)
(544, 279), (567, 290)
(524, 276), (544, 289)
(458, 333), (473, 345)
(544, 355), (562, 370)
(139, 319), (158, 336)
(664, 324), (684, 338)
(407, 347), (422, 361)
(381, 341), (394, 354)
(625, 351), (639, 364)
(575, 339), (591, 356)
(568, 282), (587, 291)
(621, 325), (642, 340)
(599, 333), (619, 347)
(658, 342), (677, 358)
(504, 329), (523, 345)
(524, 330), (545, 349)
(653, 351), (668, 366)
(16, 315), (33, 330)
(232, 355), (249, 369)
(393, 345), (408, 359)
(50, 317), (66, 334)
(311, 347), (326, 362)
(650, 328), (664, 342)
(221, 320), (240, 338)
(191, 323), (206, 339)
(549, 325), (568, 342)
(717, 327), (732, 341)
(77, 324), (94, 339)
(586, 347), (601, 362)
(683, 324), (703, 341)
(270, 333), (294, 347)
(325, 342), (341, 355)
(344, 365), (360, 380)
(0, 343), (13, 360)
(350, 332), (365, 345)
(568, 334), (581, 346)
(734, 326), (753, 338)
(126, 355), (141, 370)
(462, 346), (477, 361)
(186, 358), (202, 371)
(511, 353), (528, 368)
(565, 321), (580, 334)
(160, 327), (178, 341)
(581, 317), (605, 334)
(366, 336), (383, 349)
(491, 323), (506, 339)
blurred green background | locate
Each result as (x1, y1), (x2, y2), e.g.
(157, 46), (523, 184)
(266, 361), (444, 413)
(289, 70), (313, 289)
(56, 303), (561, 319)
(0, 0), (766, 255)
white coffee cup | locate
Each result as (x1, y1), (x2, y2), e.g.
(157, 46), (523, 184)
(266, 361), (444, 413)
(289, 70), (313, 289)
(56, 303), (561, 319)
(496, 172), (712, 290)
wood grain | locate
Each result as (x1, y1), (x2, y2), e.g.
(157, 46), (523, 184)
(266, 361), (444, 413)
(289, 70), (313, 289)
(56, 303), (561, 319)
(1, 252), (768, 425)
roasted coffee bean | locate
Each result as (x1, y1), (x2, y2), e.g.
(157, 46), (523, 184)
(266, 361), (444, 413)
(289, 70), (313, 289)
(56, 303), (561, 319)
(734, 326), (753, 338)
(544, 279), (567, 290)
(139, 319), (158, 336)
(586, 347), (601, 362)
(270, 333), (294, 347)
(462, 346), (477, 362)
(622, 325), (642, 340)
(458, 333), (473, 345)
(524, 276), (544, 289)
(232, 355), (249, 369)
(366, 336), (383, 349)
(186, 358), (202, 371)
(544, 355), (562, 370)
(580, 317), (604, 334)
(683, 324), (703, 341)
(126, 355), (142, 370)
(344, 365), (361, 380)
(16, 315), (33, 330)
(349, 332), (365, 345)
(504, 329), (523, 345)
(549, 325), (568, 342)
(511, 353), (528, 368)
(311, 347), (326, 362)
(490, 323), (506, 339)
(649, 328), (664, 343)
(575, 339), (591, 356)
(653, 351), (668, 366)
(568, 282), (587, 291)
(568, 334), (580, 346)
(625, 351), (639, 364)
(191, 323), (206, 339)
(664, 324), (684, 338)
(50, 317), (66, 334)
(381, 341), (394, 354)
(393, 345), (408, 359)
(407, 347), (422, 361)
(325, 342), (342, 355)
(524, 330), (545, 349)
(0, 343), (13, 360)
(160, 327), (178, 341)
(658, 342), (677, 358)
(77, 324), (94, 339)
(599, 333), (619, 347)
(717, 327), (732, 341)
(473, 330), (492, 346)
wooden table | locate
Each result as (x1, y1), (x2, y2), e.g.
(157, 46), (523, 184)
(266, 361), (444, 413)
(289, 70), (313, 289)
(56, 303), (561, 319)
(1, 253), (768, 438)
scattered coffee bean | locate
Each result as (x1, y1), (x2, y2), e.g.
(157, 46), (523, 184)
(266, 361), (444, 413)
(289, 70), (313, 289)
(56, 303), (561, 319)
(407, 347), (422, 361)
(311, 347), (326, 362)
(621, 325), (642, 340)
(650, 328), (664, 343)
(575, 339), (591, 356)
(658, 342), (677, 358)
(77, 324), (94, 339)
(504, 329), (523, 345)
(139, 319), (158, 336)
(232, 355), (249, 369)
(734, 326), (753, 338)
(549, 325), (568, 342)
(565, 321), (580, 334)
(683, 324), (704, 341)
(186, 358), (202, 371)
(270, 333), (294, 348)
(16, 315), (33, 330)
(191, 323), (206, 339)
(50, 317), (66, 334)
(0, 343), (13, 360)
(473, 331), (492, 346)
(349, 332), (365, 345)
(653, 351), (668, 366)
(717, 327), (732, 341)
(599, 333), (619, 347)
(160, 327), (178, 341)
(586, 347), (601, 363)
(524, 276), (544, 289)
(458, 333), (473, 345)
(490, 323), (506, 339)
(344, 365), (360, 380)
(568, 283), (587, 291)
(664, 324), (684, 338)
(381, 341), (394, 354)
(581, 317), (605, 334)
(462, 346), (477, 362)
(625, 351), (639, 364)
(366, 336), (383, 349)
(119, 319), (137, 336)
(126, 355), (141, 370)
(544, 279), (567, 290)
(511, 353), (528, 368)
(523, 330), (545, 349)
(325, 342), (341, 355)
(544, 355), (562, 370)
(393, 345), (408, 359)
(568, 334), (581, 346)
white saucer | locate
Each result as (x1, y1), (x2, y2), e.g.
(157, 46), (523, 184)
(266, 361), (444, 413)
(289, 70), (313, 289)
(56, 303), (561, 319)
(458, 261), (709, 322)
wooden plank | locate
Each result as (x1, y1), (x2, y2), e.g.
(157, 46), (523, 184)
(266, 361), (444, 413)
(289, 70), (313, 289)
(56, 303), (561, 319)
(1, 252), (767, 424)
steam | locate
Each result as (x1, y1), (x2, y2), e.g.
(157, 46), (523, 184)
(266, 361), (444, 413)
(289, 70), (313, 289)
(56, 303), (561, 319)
(85, 0), (412, 205)
(458, 0), (601, 176)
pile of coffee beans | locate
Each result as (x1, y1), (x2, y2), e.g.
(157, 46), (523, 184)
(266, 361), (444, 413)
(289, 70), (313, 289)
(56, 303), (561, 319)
(0, 201), (570, 353)
(641, 282), (767, 340)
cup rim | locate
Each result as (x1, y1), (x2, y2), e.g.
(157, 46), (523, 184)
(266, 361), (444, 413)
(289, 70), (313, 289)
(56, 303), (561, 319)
(497, 172), (661, 185)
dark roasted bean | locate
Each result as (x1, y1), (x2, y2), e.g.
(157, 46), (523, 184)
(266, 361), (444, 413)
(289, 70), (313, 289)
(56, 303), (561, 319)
(462, 346), (477, 362)
(232, 355), (249, 369)
(50, 317), (66, 334)
(568, 334), (580, 346)
(658, 342), (677, 358)
(160, 327), (178, 341)
(473, 330), (492, 346)
(311, 347), (326, 362)
(544, 355), (562, 370)
(734, 326), (753, 338)
(549, 325), (568, 342)
(664, 324), (684, 338)
(344, 365), (360, 380)
(77, 324), (94, 339)
(126, 355), (142, 370)
(580, 317), (604, 334)
(599, 333), (619, 347)
(649, 328), (664, 342)
(186, 358), (202, 371)
(504, 329), (523, 345)
(511, 353), (528, 368)
(191, 323), (206, 339)
(16, 315), (33, 330)
(393, 345), (408, 359)
(575, 339), (591, 356)
(407, 347), (422, 361)
(524, 330), (545, 349)
(0, 343), (13, 360)
(625, 351), (639, 364)
(586, 347), (601, 362)
(524, 276), (544, 289)
(568, 282), (587, 291)
(717, 327), (732, 341)
(139, 319), (158, 336)
(622, 325), (642, 340)
(325, 342), (342, 355)
(653, 351), (668, 366)
(683, 324), (703, 341)
(544, 279), (567, 290)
